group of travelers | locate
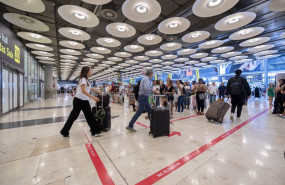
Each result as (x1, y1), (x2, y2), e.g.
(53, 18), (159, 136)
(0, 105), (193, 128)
(60, 66), (284, 138)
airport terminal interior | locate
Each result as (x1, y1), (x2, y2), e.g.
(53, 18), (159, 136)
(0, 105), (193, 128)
(0, 0), (285, 185)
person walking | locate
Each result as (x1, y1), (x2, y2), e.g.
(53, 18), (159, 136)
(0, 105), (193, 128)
(177, 80), (185, 114)
(60, 66), (102, 137)
(218, 82), (226, 100)
(226, 69), (251, 122)
(267, 83), (275, 106)
(208, 82), (218, 104)
(184, 82), (191, 109)
(273, 79), (285, 114)
(192, 78), (208, 115)
(126, 69), (156, 132)
(191, 81), (197, 111)
(164, 80), (175, 118)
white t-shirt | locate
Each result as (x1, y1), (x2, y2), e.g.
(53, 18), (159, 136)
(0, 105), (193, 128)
(177, 84), (183, 96)
(209, 85), (218, 95)
(75, 78), (91, 101)
(153, 85), (160, 92)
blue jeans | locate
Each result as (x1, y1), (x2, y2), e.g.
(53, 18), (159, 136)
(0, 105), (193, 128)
(210, 94), (216, 104)
(128, 95), (151, 128)
(178, 95), (185, 112)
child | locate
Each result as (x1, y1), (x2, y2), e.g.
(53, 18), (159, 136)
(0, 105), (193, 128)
(161, 96), (172, 118)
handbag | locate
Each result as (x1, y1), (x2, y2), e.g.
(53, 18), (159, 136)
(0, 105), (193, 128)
(198, 93), (206, 100)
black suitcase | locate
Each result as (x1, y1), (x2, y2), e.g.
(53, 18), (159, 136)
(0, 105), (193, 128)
(92, 106), (111, 132)
(149, 108), (170, 138)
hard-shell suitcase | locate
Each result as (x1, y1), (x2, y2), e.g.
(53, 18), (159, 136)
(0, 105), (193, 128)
(101, 106), (111, 131)
(206, 100), (230, 123)
(149, 108), (170, 138)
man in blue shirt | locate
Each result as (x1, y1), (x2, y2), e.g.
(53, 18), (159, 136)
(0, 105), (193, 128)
(126, 69), (154, 132)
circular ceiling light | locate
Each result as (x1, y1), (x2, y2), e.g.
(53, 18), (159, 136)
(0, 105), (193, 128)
(199, 40), (224, 49)
(59, 40), (85, 49)
(96, 37), (121, 48)
(102, 61), (116, 65)
(133, 56), (149, 61)
(36, 56), (55, 61)
(114, 52), (132, 58)
(31, 51), (54, 57)
(239, 37), (270, 47)
(161, 55), (177, 60)
(235, 59), (253, 63)
(81, 0), (111, 5)
(124, 45), (144, 53)
(149, 59), (163, 63)
(229, 55), (248, 61)
(256, 54), (281, 60)
(211, 46), (234, 53)
(247, 45), (275, 53)
(201, 56), (218, 62)
(17, 32), (51, 43)
(90, 47), (111, 54)
(38, 60), (56, 65)
(3, 13), (49, 32)
(26, 43), (53, 51)
(220, 51), (242, 58)
(215, 12), (256, 31)
(229, 27), (265, 40)
(186, 61), (199, 65)
(106, 23), (136, 38)
(190, 53), (208, 59)
(210, 59), (225, 64)
(158, 17), (190, 34)
(59, 27), (90, 41)
(1, 0), (45, 13)
(86, 53), (104, 59)
(177, 48), (197, 56)
(60, 49), (81, 55)
(174, 58), (189, 63)
(58, 5), (99, 27)
(193, 0), (239, 17)
(269, 0), (285, 12)
(160, 43), (182, 51)
(60, 59), (77, 63)
(182, 31), (210, 43)
(107, 57), (123, 62)
(253, 50), (278, 56)
(122, 0), (161, 23)
(139, 62), (151, 66)
(137, 34), (162, 45)
(145, 50), (163, 57)
(83, 58), (99, 62)
(61, 55), (79, 60)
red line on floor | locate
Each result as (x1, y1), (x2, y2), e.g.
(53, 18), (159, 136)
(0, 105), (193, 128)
(136, 122), (150, 128)
(135, 108), (271, 185)
(170, 115), (199, 122)
(83, 131), (115, 185)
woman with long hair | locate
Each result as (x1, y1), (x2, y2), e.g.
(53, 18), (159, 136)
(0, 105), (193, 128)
(164, 80), (175, 118)
(192, 78), (208, 115)
(60, 66), (102, 137)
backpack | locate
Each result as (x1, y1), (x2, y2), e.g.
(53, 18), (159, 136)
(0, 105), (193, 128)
(230, 77), (244, 96)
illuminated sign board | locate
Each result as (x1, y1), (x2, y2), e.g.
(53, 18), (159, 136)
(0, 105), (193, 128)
(0, 21), (24, 70)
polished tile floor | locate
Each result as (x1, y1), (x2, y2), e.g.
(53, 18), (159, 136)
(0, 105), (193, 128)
(0, 95), (284, 185)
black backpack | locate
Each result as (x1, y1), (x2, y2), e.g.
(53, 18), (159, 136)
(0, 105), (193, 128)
(230, 77), (244, 96)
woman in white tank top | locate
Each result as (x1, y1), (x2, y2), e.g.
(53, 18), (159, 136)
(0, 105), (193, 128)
(60, 66), (102, 137)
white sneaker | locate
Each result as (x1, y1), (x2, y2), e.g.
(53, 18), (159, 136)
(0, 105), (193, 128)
(236, 117), (241, 122)
(230, 113), (234, 121)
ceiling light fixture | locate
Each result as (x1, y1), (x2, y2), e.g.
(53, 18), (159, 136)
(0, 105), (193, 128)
(249, 38), (259, 42)
(146, 36), (154, 41)
(227, 17), (240, 24)
(240, 30), (251, 35)
(135, 4), (148, 14)
(117, 26), (127, 32)
(104, 38), (114, 43)
(168, 22), (179, 29)
(70, 30), (81, 36)
(36, 44), (45, 47)
(20, 17), (33, 23)
(73, 12), (87, 20)
(150, 51), (157, 53)
(191, 33), (200, 38)
(206, 41), (215, 45)
(98, 47), (105, 51)
(69, 41), (77, 45)
(218, 47), (225, 50)
(30, 33), (41, 38)
(131, 45), (138, 49)
(67, 49), (74, 52)
(207, 0), (224, 8)
(167, 43), (175, 47)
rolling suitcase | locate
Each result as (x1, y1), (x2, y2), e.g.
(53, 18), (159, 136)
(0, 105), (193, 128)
(101, 106), (111, 131)
(205, 100), (230, 123)
(149, 108), (170, 138)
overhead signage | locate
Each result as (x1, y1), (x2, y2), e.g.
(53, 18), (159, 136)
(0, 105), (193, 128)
(0, 21), (25, 70)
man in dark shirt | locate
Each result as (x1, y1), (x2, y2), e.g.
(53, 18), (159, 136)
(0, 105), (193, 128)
(226, 69), (251, 122)
(218, 82), (226, 99)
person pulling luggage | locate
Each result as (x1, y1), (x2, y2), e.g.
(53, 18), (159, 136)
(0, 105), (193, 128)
(226, 69), (251, 122)
(60, 66), (102, 137)
(126, 69), (157, 132)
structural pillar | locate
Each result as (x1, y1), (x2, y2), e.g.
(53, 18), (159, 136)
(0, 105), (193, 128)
(44, 64), (53, 99)
(117, 71), (122, 83)
(217, 66), (222, 82)
(53, 77), (58, 95)
(264, 59), (268, 86)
